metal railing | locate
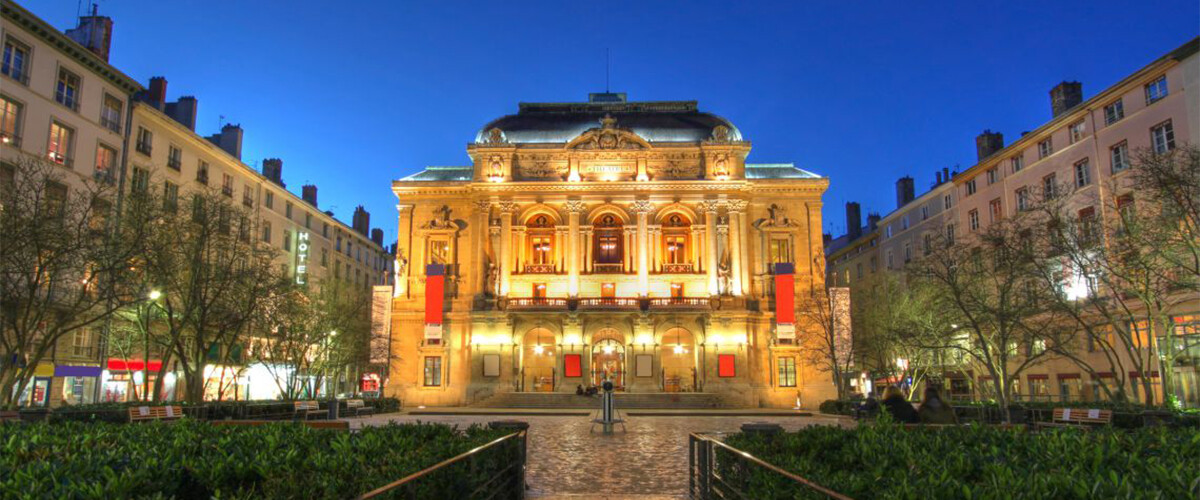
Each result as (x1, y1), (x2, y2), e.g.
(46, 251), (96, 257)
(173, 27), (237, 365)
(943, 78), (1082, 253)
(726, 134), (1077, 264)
(577, 297), (640, 310)
(505, 297), (569, 310)
(359, 429), (527, 499)
(649, 297), (711, 310)
(689, 433), (852, 500)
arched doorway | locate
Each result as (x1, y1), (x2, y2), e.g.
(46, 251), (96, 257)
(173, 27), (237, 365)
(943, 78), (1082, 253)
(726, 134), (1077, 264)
(662, 327), (696, 392)
(593, 214), (624, 272)
(591, 328), (625, 389)
(522, 328), (556, 392)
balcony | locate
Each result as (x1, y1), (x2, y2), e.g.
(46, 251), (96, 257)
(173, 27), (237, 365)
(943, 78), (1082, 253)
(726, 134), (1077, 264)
(592, 263), (625, 274)
(1, 132), (21, 147)
(661, 263), (694, 273)
(505, 297), (569, 311)
(578, 297), (641, 311)
(649, 297), (711, 311)
(522, 264), (557, 274)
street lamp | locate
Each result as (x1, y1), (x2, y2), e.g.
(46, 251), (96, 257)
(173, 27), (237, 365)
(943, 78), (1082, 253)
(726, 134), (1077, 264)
(148, 289), (162, 300)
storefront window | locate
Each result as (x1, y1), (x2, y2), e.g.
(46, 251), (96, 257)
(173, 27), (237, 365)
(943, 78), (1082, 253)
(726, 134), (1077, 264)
(16, 377), (50, 407)
(61, 376), (96, 405)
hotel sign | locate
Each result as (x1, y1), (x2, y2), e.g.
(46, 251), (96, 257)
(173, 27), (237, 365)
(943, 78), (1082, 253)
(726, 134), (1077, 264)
(294, 232), (310, 285)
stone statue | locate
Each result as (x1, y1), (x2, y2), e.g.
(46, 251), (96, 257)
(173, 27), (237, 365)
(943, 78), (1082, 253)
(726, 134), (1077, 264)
(485, 261), (499, 297)
(717, 256), (731, 296)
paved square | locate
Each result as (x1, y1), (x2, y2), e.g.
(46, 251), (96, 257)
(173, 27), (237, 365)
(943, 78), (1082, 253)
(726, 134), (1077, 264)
(359, 413), (847, 497)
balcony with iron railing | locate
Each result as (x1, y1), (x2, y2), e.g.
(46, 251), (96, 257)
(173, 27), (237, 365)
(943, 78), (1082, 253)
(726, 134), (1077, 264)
(521, 264), (558, 274)
(504, 297), (569, 311)
(1, 132), (21, 148)
(577, 297), (641, 311)
(649, 297), (711, 311)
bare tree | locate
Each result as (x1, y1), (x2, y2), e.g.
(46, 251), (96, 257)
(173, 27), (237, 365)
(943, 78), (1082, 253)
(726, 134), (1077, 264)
(801, 260), (856, 398)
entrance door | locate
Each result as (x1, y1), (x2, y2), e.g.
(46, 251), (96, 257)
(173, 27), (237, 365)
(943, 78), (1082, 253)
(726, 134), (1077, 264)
(523, 328), (556, 392)
(661, 328), (696, 392)
(592, 339), (625, 389)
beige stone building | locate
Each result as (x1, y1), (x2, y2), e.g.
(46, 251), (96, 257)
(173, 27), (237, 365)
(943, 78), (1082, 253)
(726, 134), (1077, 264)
(388, 93), (836, 408)
(828, 38), (1200, 406)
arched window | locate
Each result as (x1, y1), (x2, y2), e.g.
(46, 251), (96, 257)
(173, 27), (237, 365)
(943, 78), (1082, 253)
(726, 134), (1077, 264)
(594, 214), (623, 265)
(662, 214), (691, 266)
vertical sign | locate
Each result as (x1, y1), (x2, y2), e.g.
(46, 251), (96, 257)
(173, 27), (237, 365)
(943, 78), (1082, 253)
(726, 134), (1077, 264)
(830, 286), (852, 367)
(370, 285), (392, 364)
(773, 263), (795, 339)
(424, 264), (444, 341)
(294, 232), (310, 285)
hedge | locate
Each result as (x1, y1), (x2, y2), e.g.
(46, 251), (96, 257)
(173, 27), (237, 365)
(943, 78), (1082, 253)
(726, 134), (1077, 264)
(722, 420), (1200, 499)
(39, 397), (401, 423)
(0, 420), (511, 499)
(819, 398), (1200, 427)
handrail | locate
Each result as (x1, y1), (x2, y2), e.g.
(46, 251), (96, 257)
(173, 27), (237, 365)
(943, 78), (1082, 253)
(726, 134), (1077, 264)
(690, 432), (853, 500)
(358, 430), (525, 499)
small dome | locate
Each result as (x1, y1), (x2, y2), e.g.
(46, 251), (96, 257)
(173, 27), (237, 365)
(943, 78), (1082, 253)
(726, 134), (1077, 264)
(475, 96), (742, 144)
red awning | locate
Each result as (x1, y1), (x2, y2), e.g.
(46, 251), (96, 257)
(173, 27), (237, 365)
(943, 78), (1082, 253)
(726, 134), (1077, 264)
(1057, 373), (1081, 380)
(107, 358), (163, 372)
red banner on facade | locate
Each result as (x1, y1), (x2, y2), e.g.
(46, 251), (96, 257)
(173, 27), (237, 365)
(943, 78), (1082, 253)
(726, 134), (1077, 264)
(718, 354), (736, 378)
(425, 264), (444, 325)
(564, 354), (582, 378)
(773, 263), (795, 324)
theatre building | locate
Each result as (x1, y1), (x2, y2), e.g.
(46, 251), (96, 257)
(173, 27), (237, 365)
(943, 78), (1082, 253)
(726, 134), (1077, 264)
(387, 93), (836, 408)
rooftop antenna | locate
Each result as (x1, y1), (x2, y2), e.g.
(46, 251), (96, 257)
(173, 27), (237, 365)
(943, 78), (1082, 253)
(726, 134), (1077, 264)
(605, 48), (610, 93)
(218, 114), (226, 129)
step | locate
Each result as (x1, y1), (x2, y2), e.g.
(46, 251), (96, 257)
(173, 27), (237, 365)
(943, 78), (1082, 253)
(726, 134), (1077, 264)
(475, 392), (732, 409)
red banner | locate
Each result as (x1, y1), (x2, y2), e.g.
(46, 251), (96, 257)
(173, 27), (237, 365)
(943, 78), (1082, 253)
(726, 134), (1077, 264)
(564, 354), (582, 378)
(773, 263), (795, 324)
(718, 354), (736, 378)
(425, 264), (444, 325)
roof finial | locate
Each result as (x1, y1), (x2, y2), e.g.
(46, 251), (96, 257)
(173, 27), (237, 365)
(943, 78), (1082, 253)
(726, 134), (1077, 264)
(605, 48), (610, 93)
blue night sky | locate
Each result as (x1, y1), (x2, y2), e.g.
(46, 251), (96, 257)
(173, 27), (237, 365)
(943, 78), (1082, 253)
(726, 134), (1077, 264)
(24, 0), (1200, 243)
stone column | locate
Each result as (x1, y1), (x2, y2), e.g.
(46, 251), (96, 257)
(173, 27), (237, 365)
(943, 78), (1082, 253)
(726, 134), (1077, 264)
(652, 227), (662, 273)
(700, 200), (721, 296)
(633, 200), (653, 296)
(396, 204), (414, 297)
(515, 227), (526, 275)
(738, 209), (751, 296)
(584, 228), (593, 273)
(498, 201), (517, 296)
(726, 200), (747, 296)
(565, 200), (584, 297)
(472, 200), (491, 296)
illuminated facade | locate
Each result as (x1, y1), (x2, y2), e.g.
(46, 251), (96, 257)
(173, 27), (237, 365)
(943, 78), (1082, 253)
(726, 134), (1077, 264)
(388, 93), (836, 408)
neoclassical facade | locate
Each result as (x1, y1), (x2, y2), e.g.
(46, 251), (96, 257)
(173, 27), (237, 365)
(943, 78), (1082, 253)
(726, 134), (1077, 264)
(387, 94), (834, 408)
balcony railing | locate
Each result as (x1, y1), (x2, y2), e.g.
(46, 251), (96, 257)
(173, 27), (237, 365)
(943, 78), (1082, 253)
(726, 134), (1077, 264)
(662, 263), (694, 273)
(649, 297), (711, 310)
(592, 263), (625, 273)
(522, 264), (557, 274)
(1, 132), (21, 147)
(578, 297), (640, 310)
(505, 297), (569, 311)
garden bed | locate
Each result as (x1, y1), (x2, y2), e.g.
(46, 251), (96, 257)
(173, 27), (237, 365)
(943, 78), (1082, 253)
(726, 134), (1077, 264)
(722, 421), (1200, 499)
(0, 419), (507, 498)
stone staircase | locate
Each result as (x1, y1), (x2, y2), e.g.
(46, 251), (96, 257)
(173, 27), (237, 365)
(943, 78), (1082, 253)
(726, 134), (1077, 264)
(474, 392), (732, 409)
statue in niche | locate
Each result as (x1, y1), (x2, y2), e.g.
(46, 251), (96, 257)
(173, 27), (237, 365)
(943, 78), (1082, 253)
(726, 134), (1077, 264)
(485, 260), (498, 297)
(717, 254), (731, 296)
(488, 155), (504, 180)
(710, 125), (732, 142)
(711, 154), (730, 178)
(484, 127), (506, 144)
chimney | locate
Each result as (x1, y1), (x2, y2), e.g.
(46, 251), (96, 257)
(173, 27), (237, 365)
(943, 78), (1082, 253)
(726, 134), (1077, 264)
(867, 213), (881, 232)
(205, 124), (243, 160)
(822, 233), (832, 246)
(976, 130), (1004, 160)
(371, 228), (384, 246)
(262, 158), (284, 187)
(64, 5), (113, 62)
(936, 171), (943, 185)
(845, 202), (862, 240)
(352, 206), (371, 236)
(302, 185), (318, 207)
(147, 77), (167, 108)
(1050, 81), (1083, 117)
(942, 167), (950, 183)
(164, 96), (198, 131)
(895, 176), (915, 209)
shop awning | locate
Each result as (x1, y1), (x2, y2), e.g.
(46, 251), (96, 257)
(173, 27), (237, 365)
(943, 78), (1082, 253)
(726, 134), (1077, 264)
(107, 358), (163, 372)
(34, 362), (55, 377)
(55, 365), (102, 377)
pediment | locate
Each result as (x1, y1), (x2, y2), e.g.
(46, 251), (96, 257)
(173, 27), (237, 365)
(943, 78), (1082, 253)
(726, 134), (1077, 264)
(565, 114), (651, 150)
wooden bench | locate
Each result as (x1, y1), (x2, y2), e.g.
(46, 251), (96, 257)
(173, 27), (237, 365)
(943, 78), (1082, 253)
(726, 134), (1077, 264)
(128, 405), (185, 423)
(345, 399), (375, 417)
(213, 420), (349, 430)
(0, 411), (21, 422)
(294, 400), (325, 420)
(1035, 408), (1113, 430)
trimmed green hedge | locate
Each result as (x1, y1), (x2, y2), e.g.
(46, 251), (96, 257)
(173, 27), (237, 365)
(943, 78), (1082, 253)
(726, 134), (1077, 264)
(723, 421), (1200, 499)
(819, 398), (1200, 427)
(0, 420), (511, 498)
(41, 397), (401, 423)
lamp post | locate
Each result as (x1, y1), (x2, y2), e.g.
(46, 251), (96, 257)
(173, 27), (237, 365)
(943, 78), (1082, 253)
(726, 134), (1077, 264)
(142, 289), (161, 402)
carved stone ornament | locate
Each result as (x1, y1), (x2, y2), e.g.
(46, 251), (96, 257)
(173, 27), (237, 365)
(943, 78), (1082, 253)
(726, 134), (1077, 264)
(630, 200), (654, 214)
(755, 203), (798, 228)
(726, 199), (748, 212)
(421, 205), (461, 230)
(711, 153), (730, 178)
(653, 161), (701, 179)
(710, 125), (732, 142)
(568, 114), (649, 150)
(698, 200), (722, 213)
(517, 161), (566, 180)
(482, 127), (506, 145)
(498, 201), (520, 213)
(488, 155), (504, 179)
(474, 200), (493, 213)
(563, 200), (587, 213)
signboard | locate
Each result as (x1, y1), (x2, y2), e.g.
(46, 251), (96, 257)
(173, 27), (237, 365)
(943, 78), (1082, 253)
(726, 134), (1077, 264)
(718, 354), (736, 378)
(424, 324), (442, 341)
(294, 232), (310, 285)
(369, 286), (392, 364)
(482, 354), (500, 377)
(775, 323), (795, 341)
(425, 264), (444, 324)
(635, 354), (653, 377)
(564, 354), (582, 378)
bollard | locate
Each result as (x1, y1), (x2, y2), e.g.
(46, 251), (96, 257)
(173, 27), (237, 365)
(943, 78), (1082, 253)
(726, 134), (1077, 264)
(327, 399), (339, 420)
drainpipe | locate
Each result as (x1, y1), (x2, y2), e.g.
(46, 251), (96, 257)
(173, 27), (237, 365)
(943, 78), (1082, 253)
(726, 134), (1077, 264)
(94, 97), (137, 404)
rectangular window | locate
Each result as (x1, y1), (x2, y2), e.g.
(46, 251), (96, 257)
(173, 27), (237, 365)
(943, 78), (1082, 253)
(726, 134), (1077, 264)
(136, 127), (152, 155)
(778, 357), (796, 387)
(943, 194), (952, 209)
(532, 283), (547, 298)
(428, 238), (449, 265)
(1016, 187), (1030, 212)
(196, 160), (209, 184)
(1010, 155), (1024, 173)
(945, 224), (955, 246)
(47, 121), (74, 166)
(243, 186), (253, 207)
(901, 215), (909, 230)
(100, 94), (122, 132)
(989, 198), (1002, 223)
(921, 205), (929, 220)
(55, 68), (81, 110)
(0, 95), (21, 146)
(1038, 138), (1053, 159)
(717, 354), (736, 378)
(222, 173), (233, 196)
(265, 191), (274, 209)
(2, 37), (31, 84)
(1144, 75), (1168, 104)
(886, 250), (894, 270)
(424, 357), (442, 386)
(262, 222), (271, 243)
(283, 229), (291, 251)
(94, 144), (117, 178)
(285, 201), (293, 219)
(72, 330), (92, 357)
(167, 145), (182, 170)
(1068, 120), (1085, 144)
(130, 167), (149, 194)
(1074, 159), (1091, 187)
(1110, 141), (1129, 173)
(1151, 120), (1175, 154)
(903, 242), (911, 262)
(769, 237), (791, 264)
(965, 179), (976, 196)
(1103, 99), (1124, 125)
(1043, 173), (1057, 200)
(986, 168), (998, 185)
(968, 209), (979, 231)
(163, 181), (178, 212)
(1078, 206), (1097, 244)
(922, 234), (932, 255)
(305, 212), (312, 229)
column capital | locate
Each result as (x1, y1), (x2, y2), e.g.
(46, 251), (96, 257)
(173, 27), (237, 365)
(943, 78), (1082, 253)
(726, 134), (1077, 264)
(564, 200), (587, 213)
(474, 200), (493, 213)
(631, 199), (654, 214)
(498, 201), (519, 213)
(726, 199), (748, 212)
(396, 204), (415, 213)
(698, 200), (722, 213)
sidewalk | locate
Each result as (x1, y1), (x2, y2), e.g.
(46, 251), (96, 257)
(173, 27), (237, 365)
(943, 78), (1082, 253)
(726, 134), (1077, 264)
(397, 406), (819, 417)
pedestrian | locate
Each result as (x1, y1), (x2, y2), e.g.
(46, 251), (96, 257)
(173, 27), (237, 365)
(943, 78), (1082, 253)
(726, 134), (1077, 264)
(880, 385), (919, 423)
(918, 386), (959, 425)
